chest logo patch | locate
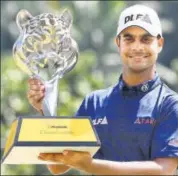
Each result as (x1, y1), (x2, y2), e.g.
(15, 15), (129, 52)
(134, 117), (155, 125)
(92, 116), (108, 125)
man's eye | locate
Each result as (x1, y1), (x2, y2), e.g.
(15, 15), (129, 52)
(125, 37), (133, 41)
(142, 37), (151, 43)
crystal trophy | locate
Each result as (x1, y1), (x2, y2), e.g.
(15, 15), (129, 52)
(13, 9), (79, 116)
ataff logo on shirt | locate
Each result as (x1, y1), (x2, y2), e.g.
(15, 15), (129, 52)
(134, 117), (155, 125)
(124, 14), (152, 24)
(92, 116), (108, 125)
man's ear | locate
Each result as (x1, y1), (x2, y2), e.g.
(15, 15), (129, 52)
(158, 37), (164, 53)
(115, 37), (120, 48)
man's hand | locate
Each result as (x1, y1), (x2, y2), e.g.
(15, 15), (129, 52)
(47, 164), (70, 175)
(38, 151), (178, 175)
(27, 78), (45, 114)
(38, 150), (92, 172)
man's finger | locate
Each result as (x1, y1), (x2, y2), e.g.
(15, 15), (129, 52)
(29, 84), (45, 91)
(63, 150), (90, 156)
(38, 155), (45, 161)
(39, 153), (65, 162)
(28, 78), (43, 85)
(27, 90), (44, 99)
(39, 153), (54, 161)
(53, 153), (65, 162)
(33, 95), (44, 101)
(27, 95), (44, 109)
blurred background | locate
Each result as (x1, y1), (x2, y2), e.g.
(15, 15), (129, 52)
(1, 1), (178, 175)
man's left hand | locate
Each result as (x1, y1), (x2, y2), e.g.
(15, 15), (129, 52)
(38, 150), (92, 171)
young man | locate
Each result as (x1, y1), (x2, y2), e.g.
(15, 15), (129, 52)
(27, 4), (178, 175)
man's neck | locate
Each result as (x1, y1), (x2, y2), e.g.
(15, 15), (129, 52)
(122, 67), (155, 86)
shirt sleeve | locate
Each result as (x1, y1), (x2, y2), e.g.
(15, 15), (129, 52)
(151, 95), (178, 159)
(75, 92), (97, 117)
(75, 95), (90, 116)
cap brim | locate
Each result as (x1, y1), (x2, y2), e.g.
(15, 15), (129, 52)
(117, 21), (161, 37)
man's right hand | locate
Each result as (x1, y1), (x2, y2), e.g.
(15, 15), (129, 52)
(47, 164), (70, 175)
(28, 79), (71, 174)
(27, 78), (45, 114)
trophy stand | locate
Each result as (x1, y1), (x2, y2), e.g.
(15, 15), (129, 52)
(42, 77), (59, 116)
(1, 9), (101, 165)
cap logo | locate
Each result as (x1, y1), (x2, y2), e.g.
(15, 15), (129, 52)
(124, 14), (152, 24)
(141, 14), (152, 24)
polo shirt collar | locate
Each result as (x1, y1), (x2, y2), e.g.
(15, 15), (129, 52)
(118, 72), (162, 94)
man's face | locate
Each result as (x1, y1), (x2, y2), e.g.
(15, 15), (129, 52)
(116, 26), (164, 73)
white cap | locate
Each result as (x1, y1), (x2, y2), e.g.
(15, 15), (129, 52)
(117, 4), (162, 37)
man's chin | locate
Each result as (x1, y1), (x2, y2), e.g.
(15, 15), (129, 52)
(128, 67), (150, 73)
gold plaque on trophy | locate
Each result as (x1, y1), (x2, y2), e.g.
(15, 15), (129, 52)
(2, 116), (101, 164)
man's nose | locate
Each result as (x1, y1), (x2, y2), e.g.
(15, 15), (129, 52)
(131, 40), (144, 51)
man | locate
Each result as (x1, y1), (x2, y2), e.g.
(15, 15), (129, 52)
(27, 4), (178, 175)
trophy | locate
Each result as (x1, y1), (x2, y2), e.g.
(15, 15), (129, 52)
(13, 9), (79, 116)
(2, 9), (100, 165)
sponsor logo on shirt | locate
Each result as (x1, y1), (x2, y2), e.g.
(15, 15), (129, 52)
(92, 116), (108, 125)
(134, 117), (155, 125)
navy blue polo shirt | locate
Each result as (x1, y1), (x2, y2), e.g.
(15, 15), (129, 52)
(75, 73), (178, 161)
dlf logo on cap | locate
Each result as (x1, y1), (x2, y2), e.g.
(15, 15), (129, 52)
(117, 4), (162, 37)
(124, 14), (152, 24)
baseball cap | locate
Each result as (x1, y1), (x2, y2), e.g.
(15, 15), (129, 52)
(117, 4), (162, 37)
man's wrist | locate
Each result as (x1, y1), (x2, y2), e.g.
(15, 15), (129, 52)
(82, 159), (96, 174)
(39, 109), (44, 115)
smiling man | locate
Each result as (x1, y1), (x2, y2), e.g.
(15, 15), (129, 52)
(27, 4), (178, 175)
